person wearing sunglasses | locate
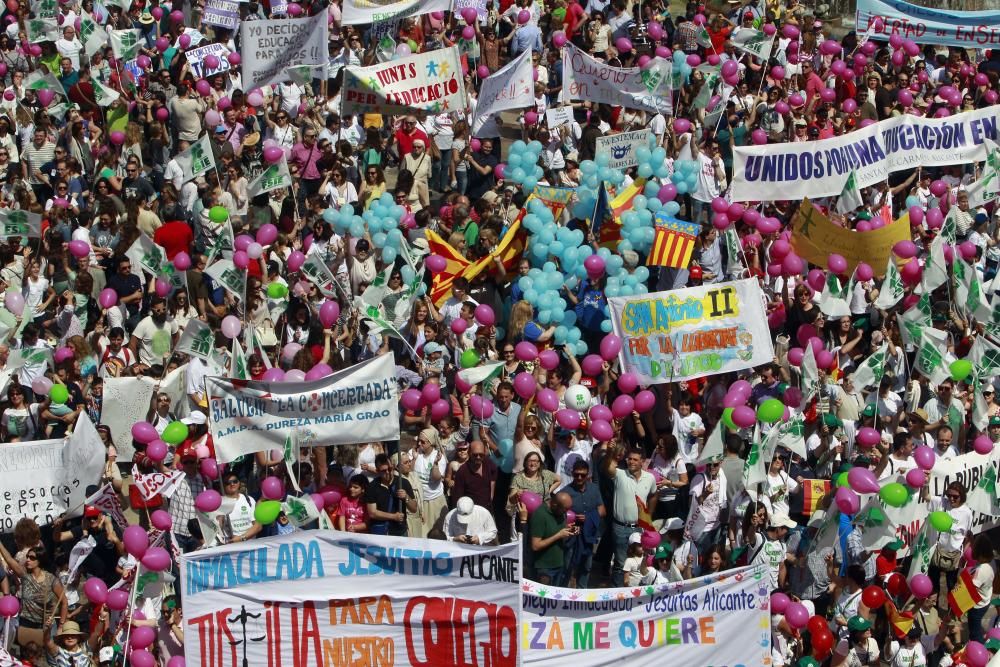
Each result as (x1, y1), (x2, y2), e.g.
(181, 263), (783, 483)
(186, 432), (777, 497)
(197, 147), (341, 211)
(0, 542), (67, 649)
(927, 482), (972, 597)
(222, 475), (262, 545)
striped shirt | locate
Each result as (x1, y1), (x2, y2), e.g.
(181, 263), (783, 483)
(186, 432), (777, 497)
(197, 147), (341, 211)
(23, 140), (55, 185)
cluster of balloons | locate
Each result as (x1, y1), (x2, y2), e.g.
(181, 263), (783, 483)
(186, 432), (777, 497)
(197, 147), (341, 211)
(326, 192), (413, 265)
(500, 140), (547, 192)
(718, 380), (791, 431)
(400, 380), (452, 422)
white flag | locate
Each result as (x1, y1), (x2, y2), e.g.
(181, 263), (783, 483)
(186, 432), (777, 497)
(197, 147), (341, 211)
(109, 28), (143, 61)
(730, 28), (774, 60)
(471, 49), (534, 136)
(835, 170), (864, 215)
(176, 319), (217, 362)
(172, 134), (216, 184)
(875, 257), (904, 309)
(247, 157), (292, 198)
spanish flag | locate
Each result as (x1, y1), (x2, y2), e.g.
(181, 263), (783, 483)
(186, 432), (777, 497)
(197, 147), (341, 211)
(885, 599), (914, 639)
(426, 216), (526, 306)
(647, 214), (701, 268)
(947, 566), (983, 617)
(793, 479), (830, 517)
(590, 178), (646, 249)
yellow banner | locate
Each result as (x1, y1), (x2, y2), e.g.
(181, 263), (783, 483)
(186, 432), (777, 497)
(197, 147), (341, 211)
(790, 198), (909, 276)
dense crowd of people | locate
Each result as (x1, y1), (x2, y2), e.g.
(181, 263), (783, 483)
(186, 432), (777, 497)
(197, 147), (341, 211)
(0, 0), (998, 664)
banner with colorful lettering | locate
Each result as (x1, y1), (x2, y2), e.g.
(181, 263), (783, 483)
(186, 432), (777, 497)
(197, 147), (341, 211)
(856, 0), (1000, 48)
(471, 49), (534, 137)
(521, 565), (769, 666)
(790, 199), (910, 276)
(607, 279), (773, 384)
(731, 106), (1000, 201)
(180, 531), (520, 667)
(342, 46), (466, 116)
(560, 44), (672, 115)
(0, 414), (105, 532)
(341, 0), (451, 25)
(206, 354), (400, 463)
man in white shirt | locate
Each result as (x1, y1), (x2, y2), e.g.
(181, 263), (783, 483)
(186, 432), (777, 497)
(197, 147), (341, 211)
(444, 496), (498, 545)
(129, 297), (178, 367)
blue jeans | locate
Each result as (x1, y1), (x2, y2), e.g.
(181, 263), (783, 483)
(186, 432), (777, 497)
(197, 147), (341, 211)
(456, 170), (468, 195)
(437, 148), (452, 191)
(563, 540), (595, 588)
(968, 605), (989, 643)
(535, 566), (564, 586)
(612, 522), (640, 587)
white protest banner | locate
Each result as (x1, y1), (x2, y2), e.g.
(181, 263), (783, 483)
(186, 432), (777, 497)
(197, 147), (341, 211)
(176, 318), (217, 362)
(241, 10), (328, 91)
(186, 42), (232, 79)
(731, 106), (1000, 201)
(103, 367), (188, 460)
(206, 354), (400, 463)
(0, 209), (42, 238)
(171, 134), (216, 184)
(561, 44), (672, 115)
(455, 0), (487, 21)
(0, 414), (105, 532)
(180, 531), (520, 666)
(133, 469), (186, 500)
(856, 0), (1000, 48)
(546, 106), (574, 129)
(84, 483), (128, 530)
(471, 49), (533, 134)
(341, 0), (450, 25)
(607, 278), (773, 384)
(343, 46), (466, 116)
(596, 129), (652, 171)
(521, 565), (769, 666)
(201, 0), (240, 30)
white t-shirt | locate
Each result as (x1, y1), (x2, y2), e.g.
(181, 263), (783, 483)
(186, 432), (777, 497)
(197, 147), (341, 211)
(131, 316), (177, 366)
(414, 450), (447, 500)
(930, 497), (973, 552)
(764, 471), (799, 518)
(226, 494), (256, 538)
(749, 532), (786, 590)
(972, 562), (995, 609)
(671, 409), (705, 463)
(886, 641), (927, 667)
(24, 276), (49, 315)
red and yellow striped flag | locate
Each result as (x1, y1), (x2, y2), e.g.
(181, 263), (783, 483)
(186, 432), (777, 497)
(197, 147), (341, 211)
(885, 599), (914, 639)
(798, 479), (830, 516)
(947, 567), (983, 617)
(592, 178), (646, 249)
(647, 215), (701, 268)
(426, 217), (526, 306)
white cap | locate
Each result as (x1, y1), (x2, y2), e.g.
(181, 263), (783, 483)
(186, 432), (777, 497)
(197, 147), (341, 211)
(456, 497), (475, 524)
(99, 647), (115, 661)
(769, 514), (797, 530)
(182, 411), (207, 425)
(662, 517), (684, 532)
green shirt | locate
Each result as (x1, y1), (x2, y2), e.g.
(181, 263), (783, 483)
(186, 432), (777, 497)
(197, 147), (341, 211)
(529, 504), (564, 570)
(455, 219), (479, 248)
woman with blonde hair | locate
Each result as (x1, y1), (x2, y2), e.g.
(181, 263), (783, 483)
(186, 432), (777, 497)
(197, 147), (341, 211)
(506, 300), (554, 345)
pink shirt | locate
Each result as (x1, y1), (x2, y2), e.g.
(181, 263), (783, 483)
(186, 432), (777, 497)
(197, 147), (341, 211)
(338, 496), (366, 529)
(289, 141), (322, 180)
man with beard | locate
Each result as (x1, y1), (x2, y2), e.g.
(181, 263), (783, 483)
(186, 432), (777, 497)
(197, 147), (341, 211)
(529, 492), (576, 585)
(129, 296), (178, 368)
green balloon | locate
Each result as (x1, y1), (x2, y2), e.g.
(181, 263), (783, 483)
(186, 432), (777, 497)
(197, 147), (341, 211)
(460, 349), (480, 369)
(721, 407), (736, 431)
(162, 421), (189, 445)
(266, 282), (288, 299)
(949, 359), (972, 382)
(208, 206), (229, 223)
(879, 482), (908, 508)
(49, 384), (68, 404)
(254, 499), (282, 525)
(757, 398), (784, 423)
(835, 472), (849, 488)
(929, 510), (954, 532)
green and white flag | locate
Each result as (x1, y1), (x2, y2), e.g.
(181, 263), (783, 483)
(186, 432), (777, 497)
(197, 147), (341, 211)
(730, 27), (774, 60)
(176, 319), (216, 362)
(109, 28), (142, 61)
(819, 272), (851, 317)
(172, 134), (216, 184)
(0, 209), (42, 238)
(692, 72), (720, 110)
(242, 322), (272, 369)
(300, 252), (345, 300)
(723, 227), (744, 278)
(25, 68), (65, 96)
(835, 170), (864, 215)
(205, 258), (246, 301)
(359, 265), (394, 309)
(124, 233), (167, 277)
(26, 18), (60, 43)
(763, 412), (807, 460)
(695, 24), (713, 49)
(916, 234), (948, 295)
(391, 267), (426, 329)
(953, 257), (992, 322)
(230, 338), (248, 380)
(36, 0), (58, 19)
(907, 521), (935, 578)
(875, 257), (904, 309)
(969, 335), (1000, 379)
(914, 328), (952, 387)
(696, 422), (725, 465)
(202, 219), (233, 264)
(852, 343), (888, 391)
(742, 427), (767, 488)
(941, 207), (958, 245)
(966, 450), (1000, 517)
(899, 293), (932, 347)
(247, 157), (291, 198)
(967, 140), (1000, 208)
(79, 13), (109, 56)
(91, 78), (121, 107)
(801, 341), (820, 401)
(361, 304), (417, 358)
(457, 360), (505, 388)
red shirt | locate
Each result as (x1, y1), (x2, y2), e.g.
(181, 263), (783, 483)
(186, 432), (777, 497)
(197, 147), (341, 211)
(154, 221), (193, 260)
(394, 128), (429, 158)
(564, 1), (586, 39)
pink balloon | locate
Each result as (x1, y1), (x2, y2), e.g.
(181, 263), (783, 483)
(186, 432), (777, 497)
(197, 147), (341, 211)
(787, 347), (804, 366)
(319, 300), (340, 329)
(611, 394), (635, 419)
(909, 573), (933, 599)
(617, 372), (639, 394)
(145, 439), (168, 462)
(426, 254), (447, 274)
(106, 589), (129, 611)
(538, 349), (560, 370)
(835, 486), (860, 514)
(731, 405), (756, 428)
(905, 467), (926, 488)
(474, 304), (495, 326)
(257, 221), (279, 244)
(537, 388), (560, 412)
(848, 466), (880, 494)
(262, 367), (285, 382)
(261, 476), (284, 500)
(784, 602), (809, 629)
(857, 427), (881, 446)
(974, 435), (994, 455)
(131, 421), (158, 444)
(521, 491), (542, 513)
(556, 408), (582, 430)
(83, 577), (108, 604)
(771, 592), (790, 614)
(581, 354), (604, 376)
(634, 390), (656, 413)
(401, 388), (422, 412)
(151, 509), (172, 531)
(68, 239), (91, 258)
(513, 372), (537, 400)
(600, 334), (622, 360)
(130, 626), (155, 649)
(194, 489), (222, 512)
(430, 399), (450, 421)
(589, 419), (613, 441)
(451, 318), (468, 335)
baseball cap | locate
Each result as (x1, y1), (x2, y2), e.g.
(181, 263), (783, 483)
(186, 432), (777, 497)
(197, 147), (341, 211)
(99, 646), (116, 662)
(215, 125), (227, 133)
(769, 514), (797, 529)
(456, 496), (475, 523)
(628, 532), (643, 545)
(179, 446), (197, 461)
(990, 415), (1000, 427)
(662, 517), (684, 532)
(182, 411), (207, 425)
(423, 342), (443, 355)
(862, 404), (877, 418)
(654, 544), (673, 560)
(84, 505), (101, 518)
(884, 538), (904, 551)
(848, 616), (872, 632)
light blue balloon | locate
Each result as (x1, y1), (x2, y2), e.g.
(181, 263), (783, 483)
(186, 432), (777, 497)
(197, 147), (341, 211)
(605, 285), (620, 298)
(382, 246), (397, 263)
(554, 326), (568, 345)
(600, 319), (613, 333)
(634, 266), (650, 282)
(507, 153), (523, 168)
(905, 195), (919, 208)
(401, 266), (416, 284)
(522, 178), (538, 191)
(511, 167), (526, 182)
(511, 140), (527, 154)
(322, 208), (337, 223)
(349, 221), (365, 237)
(675, 181), (689, 195)
(637, 164), (653, 179)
